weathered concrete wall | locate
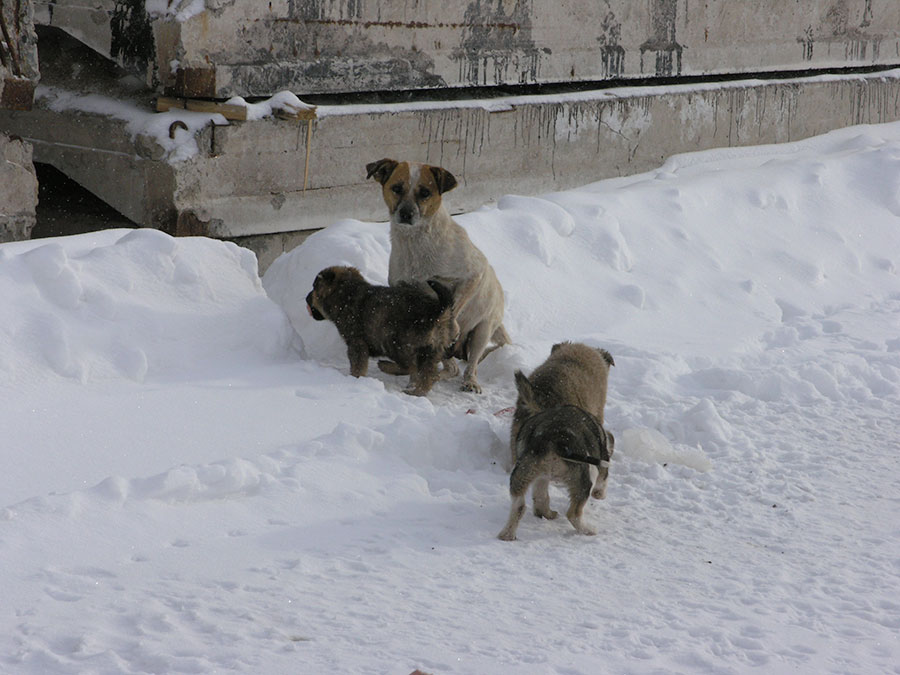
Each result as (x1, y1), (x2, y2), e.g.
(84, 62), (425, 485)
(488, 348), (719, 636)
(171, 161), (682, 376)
(171, 71), (900, 240)
(0, 132), (38, 241)
(1, 0), (40, 109)
(33, 0), (900, 98)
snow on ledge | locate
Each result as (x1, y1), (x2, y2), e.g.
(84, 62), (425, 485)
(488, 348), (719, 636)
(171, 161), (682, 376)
(146, 0), (206, 23)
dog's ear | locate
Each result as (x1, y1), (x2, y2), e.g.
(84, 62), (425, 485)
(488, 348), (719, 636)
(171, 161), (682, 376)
(597, 348), (615, 367)
(428, 166), (458, 194)
(513, 370), (536, 408)
(317, 268), (336, 284)
(426, 278), (455, 311)
(366, 158), (399, 185)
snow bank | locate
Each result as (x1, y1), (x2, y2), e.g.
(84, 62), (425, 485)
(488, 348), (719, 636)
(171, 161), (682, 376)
(2, 120), (900, 674)
(0, 229), (292, 385)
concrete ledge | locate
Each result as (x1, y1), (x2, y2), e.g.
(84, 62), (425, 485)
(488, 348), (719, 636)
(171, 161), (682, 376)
(3, 69), (900, 259)
(200, 70), (900, 238)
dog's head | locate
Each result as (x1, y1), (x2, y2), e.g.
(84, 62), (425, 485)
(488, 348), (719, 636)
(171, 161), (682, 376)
(306, 266), (365, 321)
(366, 158), (458, 229)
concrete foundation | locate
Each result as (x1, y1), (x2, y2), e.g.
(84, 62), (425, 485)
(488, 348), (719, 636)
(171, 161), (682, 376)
(33, 0), (900, 97)
(0, 132), (38, 242)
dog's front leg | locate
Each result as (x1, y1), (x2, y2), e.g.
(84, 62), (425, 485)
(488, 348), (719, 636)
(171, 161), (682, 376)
(347, 342), (370, 377)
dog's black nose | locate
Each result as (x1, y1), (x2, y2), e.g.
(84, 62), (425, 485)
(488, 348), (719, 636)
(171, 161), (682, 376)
(397, 204), (415, 224)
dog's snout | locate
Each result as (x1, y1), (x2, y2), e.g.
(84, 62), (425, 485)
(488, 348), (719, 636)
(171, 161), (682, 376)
(397, 202), (416, 225)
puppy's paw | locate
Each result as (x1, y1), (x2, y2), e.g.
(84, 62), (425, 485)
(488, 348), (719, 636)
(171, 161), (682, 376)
(574, 522), (598, 536)
(497, 529), (517, 541)
(534, 508), (558, 520)
(460, 380), (482, 394)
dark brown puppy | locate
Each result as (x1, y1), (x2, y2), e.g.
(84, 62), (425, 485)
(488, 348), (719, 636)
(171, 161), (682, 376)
(498, 404), (614, 540)
(509, 342), (615, 519)
(306, 266), (461, 396)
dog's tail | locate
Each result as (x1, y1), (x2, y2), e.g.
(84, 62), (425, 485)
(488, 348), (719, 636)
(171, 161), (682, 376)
(560, 453), (610, 468)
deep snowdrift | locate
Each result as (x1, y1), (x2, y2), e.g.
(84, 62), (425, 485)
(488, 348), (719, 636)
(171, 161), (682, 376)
(2, 122), (899, 674)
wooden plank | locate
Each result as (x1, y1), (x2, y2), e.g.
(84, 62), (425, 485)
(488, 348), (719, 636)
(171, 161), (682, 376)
(274, 106), (317, 122)
(156, 96), (248, 121)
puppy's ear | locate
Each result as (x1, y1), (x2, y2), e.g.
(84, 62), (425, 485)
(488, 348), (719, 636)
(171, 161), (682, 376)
(366, 158), (399, 185)
(513, 370), (536, 408)
(551, 342), (563, 353)
(597, 348), (615, 367)
(317, 268), (336, 284)
(428, 166), (458, 194)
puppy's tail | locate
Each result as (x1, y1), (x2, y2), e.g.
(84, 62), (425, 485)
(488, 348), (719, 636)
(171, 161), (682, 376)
(559, 453), (609, 468)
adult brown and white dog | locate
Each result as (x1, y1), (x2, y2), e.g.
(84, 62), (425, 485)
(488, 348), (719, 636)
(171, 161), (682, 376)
(366, 158), (510, 393)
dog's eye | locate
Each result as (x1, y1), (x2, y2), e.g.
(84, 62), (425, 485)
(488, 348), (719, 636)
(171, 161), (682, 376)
(391, 183), (404, 195)
(417, 187), (431, 200)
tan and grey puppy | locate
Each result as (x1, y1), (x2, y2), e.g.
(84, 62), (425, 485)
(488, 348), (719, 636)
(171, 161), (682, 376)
(498, 404), (614, 540)
(305, 266), (465, 396)
(509, 342), (615, 520)
(366, 158), (510, 394)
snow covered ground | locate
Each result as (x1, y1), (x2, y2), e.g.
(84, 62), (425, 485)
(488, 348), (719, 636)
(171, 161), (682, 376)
(2, 121), (899, 674)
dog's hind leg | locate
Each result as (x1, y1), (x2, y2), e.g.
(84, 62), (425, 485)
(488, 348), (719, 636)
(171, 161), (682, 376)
(532, 476), (558, 520)
(498, 494), (526, 541)
(460, 322), (493, 393)
(566, 479), (597, 535)
(477, 324), (511, 364)
(439, 358), (459, 380)
(378, 360), (409, 375)
(498, 463), (535, 540)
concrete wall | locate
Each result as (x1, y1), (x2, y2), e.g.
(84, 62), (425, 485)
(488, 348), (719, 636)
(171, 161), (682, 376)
(185, 72), (900, 243)
(33, 0), (900, 98)
(0, 133), (38, 242)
